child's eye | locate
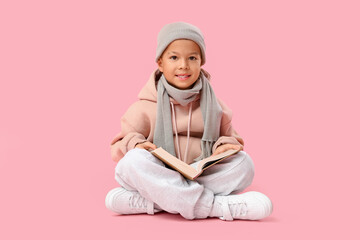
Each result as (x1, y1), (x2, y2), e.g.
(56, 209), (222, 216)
(170, 56), (177, 60)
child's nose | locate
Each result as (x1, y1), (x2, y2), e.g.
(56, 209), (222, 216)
(179, 59), (189, 69)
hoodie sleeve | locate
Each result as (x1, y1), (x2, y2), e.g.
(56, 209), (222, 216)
(110, 102), (152, 162)
(212, 99), (244, 153)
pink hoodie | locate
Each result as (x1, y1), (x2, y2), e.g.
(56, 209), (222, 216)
(110, 70), (244, 164)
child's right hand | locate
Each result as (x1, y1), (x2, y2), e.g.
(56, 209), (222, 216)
(135, 141), (157, 151)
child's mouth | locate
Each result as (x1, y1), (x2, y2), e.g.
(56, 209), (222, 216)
(176, 75), (191, 80)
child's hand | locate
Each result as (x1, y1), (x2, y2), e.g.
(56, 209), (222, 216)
(212, 144), (243, 156)
(135, 141), (157, 151)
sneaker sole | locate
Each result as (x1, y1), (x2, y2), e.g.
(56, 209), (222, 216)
(248, 191), (273, 219)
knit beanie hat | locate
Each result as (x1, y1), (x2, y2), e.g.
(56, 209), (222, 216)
(155, 22), (206, 66)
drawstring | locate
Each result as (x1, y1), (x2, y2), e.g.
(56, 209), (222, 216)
(184, 102), (192, 163)
(170, 101), (192, 162)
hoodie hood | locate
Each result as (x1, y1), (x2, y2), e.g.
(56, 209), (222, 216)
(137, 69), (158, 102)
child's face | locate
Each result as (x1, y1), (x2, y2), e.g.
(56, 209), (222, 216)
(157, 39), (202, 90)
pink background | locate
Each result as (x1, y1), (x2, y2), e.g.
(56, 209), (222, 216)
(1, 0), (359, 239)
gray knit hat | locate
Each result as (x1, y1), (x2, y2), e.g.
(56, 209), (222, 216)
(155, 22), (206, 66)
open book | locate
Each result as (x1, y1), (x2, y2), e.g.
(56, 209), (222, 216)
(151, 147), (240, 180)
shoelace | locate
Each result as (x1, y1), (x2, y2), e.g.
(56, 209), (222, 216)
(230, 201), (248, 217)
(129, 194), (155, 214)
(129, 194), (146, 209)
(220, 197), (248, 221)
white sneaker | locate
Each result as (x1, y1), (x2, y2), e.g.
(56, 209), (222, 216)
(105, 187), (161, 215)
(213, 191), (273, 221)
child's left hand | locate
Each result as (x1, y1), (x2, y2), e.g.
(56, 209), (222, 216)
(212, 144), (243, 156)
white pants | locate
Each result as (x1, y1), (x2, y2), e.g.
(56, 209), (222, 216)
(114, 148), (255, 219)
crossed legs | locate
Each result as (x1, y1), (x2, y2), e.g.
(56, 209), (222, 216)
(113, 148), (254, 219)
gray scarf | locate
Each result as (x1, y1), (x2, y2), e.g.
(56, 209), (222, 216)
(153, 71), (222, 161)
